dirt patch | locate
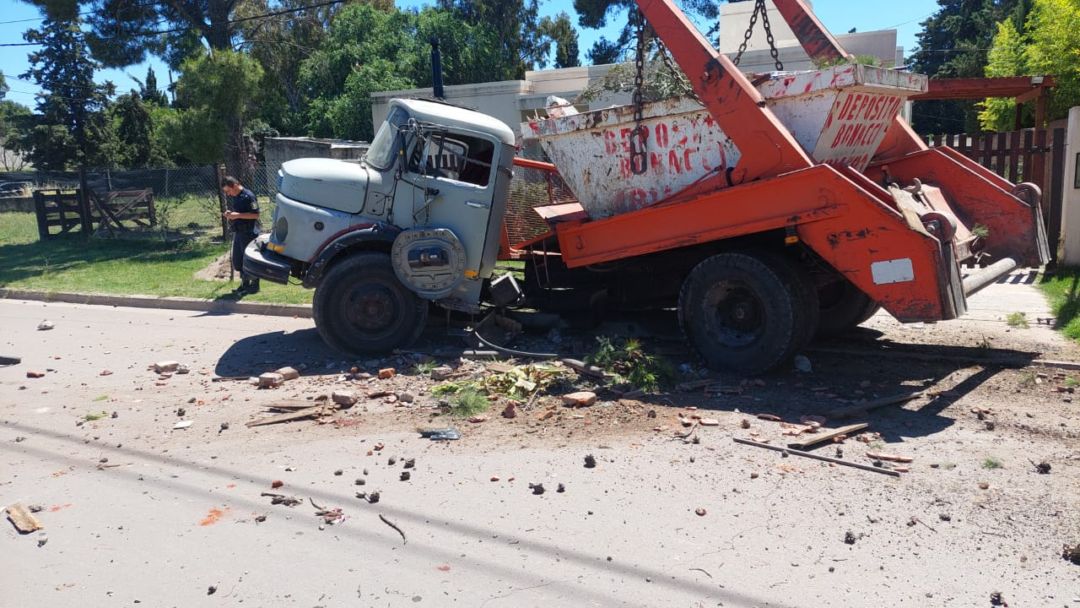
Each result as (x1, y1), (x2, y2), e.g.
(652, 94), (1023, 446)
(194, 252), (233, 282)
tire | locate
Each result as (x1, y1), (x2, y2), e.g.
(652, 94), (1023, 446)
(312, 252), (428, 355)
(816, 279), (881, 337)
(678, 251), (817, 374)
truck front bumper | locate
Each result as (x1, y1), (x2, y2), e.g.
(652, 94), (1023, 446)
(243, 239), (292, 285)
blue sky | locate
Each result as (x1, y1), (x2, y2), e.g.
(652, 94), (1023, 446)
(0, 0), (940, 109)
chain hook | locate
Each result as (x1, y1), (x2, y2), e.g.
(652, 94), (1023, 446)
(732, 0), (784, 72)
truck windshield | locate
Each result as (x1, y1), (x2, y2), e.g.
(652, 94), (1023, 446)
(364, 107), (409, 170)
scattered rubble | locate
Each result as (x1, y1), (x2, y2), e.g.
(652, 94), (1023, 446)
(152, 361), (180, 374)
(332, 390), (358, 407)
(584, 454), (597, 469)
(562, 391), (597, 407)
(378, 367), (396, 379)
(258, 372), (285, 389)
(276, 366), (300, 381)
(26, 370), (45, 378)
(37, 320), (54, 331)
(6, 503), (44, 533)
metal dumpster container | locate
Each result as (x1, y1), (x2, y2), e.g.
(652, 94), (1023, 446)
(522, 97), (741, 219)
(523, 64), (927, 220)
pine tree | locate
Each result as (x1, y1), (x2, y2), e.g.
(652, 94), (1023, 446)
(21, 16), (114, 170)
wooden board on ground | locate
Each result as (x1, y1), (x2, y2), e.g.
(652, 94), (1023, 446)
(787, 423), (869, 450)
(6, 503), (43, 533)
(246, 406), (330, 427)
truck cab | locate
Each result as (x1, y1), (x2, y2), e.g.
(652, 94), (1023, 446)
(244, 98), (518, 354)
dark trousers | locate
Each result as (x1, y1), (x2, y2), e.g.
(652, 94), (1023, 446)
(232, 230), (259, 286)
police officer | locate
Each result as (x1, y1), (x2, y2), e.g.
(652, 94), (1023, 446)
(221, 175), (261, 295)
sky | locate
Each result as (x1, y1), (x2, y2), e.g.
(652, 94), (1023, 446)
(0, 0), (941, 110)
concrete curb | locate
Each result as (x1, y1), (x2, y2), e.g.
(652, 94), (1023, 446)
(0, 288), (312, 318)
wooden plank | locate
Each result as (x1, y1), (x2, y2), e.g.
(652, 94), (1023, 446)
(1032, 129), (1048, 195)
(1007, 130), (1022, 182)
(6, 502), (43, 533)
(786, 423), (870, 450)
(995, 131), (1008, 178)
(822, 391), (923, 419)
(246, 406), (329, 427)
(1021, 129), (1035, 182)
(981, 133), (995, 171)
(733, 438), (901, 477)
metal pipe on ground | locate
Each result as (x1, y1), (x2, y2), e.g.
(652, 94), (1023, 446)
(962, 257), (1018, 296)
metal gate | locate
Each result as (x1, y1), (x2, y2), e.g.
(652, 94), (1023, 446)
(925, 128), (1067, 262)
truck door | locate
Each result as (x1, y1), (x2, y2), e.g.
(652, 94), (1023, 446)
(401, 128), (501, 279)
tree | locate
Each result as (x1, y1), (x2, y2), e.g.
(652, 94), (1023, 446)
(20, 16), (115, 170)
(540, 12), (581, 69)
(978, 19), (1028, 131)
(140, 66), (169, 106)
(978, 0), (1080, 130)
(0, 100), (33, 171)
(23, 0), (264, 178)
(300, 3), (418, 140)
(574, 0), (719, 65)
(167, 49), (263, 170)
(111, 91), (167, 167)
(909, 0), (1025, 134)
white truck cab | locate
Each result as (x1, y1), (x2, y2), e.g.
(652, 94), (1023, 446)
(244, 98), (519, 354)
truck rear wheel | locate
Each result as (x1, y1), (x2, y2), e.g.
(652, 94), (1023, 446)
(313, 252), (428, 355)
(678, 251), (817, 374)
(816, 280), (880, 337)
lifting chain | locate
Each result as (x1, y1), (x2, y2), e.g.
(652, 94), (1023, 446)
(732, 0), (784, 72)
(629, 7), (648, 176)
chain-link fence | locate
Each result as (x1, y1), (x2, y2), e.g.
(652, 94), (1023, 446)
(0, 164), (278, 241)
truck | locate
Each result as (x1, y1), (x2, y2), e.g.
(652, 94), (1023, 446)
(243, 0), (1049, 374)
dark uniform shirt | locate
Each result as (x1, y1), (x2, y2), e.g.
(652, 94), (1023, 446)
(229, 187), (259, 235)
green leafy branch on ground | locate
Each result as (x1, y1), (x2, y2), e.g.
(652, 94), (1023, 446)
(586, 336), (674, 393)
(431, 364), (566, 417)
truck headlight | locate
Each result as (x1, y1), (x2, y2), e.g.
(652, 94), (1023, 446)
(274, 216), (288, 242)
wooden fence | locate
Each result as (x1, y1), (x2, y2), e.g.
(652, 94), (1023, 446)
(33, 188), (156, 240)
(925, 128), (1067, 261)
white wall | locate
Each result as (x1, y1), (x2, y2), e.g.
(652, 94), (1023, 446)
(1061, 107), (1080, 264)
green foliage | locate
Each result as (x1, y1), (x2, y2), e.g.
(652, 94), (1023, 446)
(110, 92), (167, 168)
(0, 100), (33, 171)
(1005, 311), (1029, 328)
(910, 0), (1029, 134)
(1021, 0), (1080, 122)
(84, 411), (108, 421)
(21, 16), (115, 170)
(586, 336), (673, 392)
(540, 12), (581, 69)
(979, 20), (1028, 131)
(577, 55), (693, 104)
(450, 388), (489, 418)
(1038, 268), (1080, 342)
(977, 0), (1080, 130)
(480, 364), (564, 400)
(981, 456), (1003, 469)
(166, 50), (262, 165)
(0, 210), (312, 305)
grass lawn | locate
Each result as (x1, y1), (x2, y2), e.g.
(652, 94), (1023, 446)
(1037, 268), (1080, 341)
(0, 209), (312, 305)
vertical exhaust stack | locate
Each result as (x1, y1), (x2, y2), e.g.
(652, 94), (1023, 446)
(430, 37), (444, 100)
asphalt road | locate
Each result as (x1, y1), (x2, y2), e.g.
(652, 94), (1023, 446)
(1, 296), (1078, 607)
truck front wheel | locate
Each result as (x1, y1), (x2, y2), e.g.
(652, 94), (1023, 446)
(678, 252), (816, 374)
(313, 252), (428, 355)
